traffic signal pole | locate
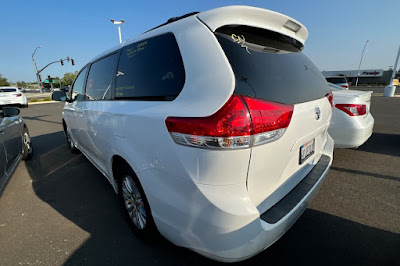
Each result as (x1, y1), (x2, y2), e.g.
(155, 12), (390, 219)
(32, 46), (43, 93)
(32, 48), (75, 93)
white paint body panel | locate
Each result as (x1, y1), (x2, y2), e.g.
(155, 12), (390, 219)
(0, 87), (27, 106)
(60, 6), (333, 262)
(329, 90), (374, 148)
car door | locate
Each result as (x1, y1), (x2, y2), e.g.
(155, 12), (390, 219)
(78, 53), (119, 173)
(0, 123), (8, 190)
(63, 67), (88, 149)
(0, 114), (23, 175)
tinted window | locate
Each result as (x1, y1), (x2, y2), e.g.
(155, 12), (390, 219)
(326, 77), (347, 84)
(215, 30), (330, 105)
(71, 67), (88, 102)
(0, 88), (17, 92)
(115, 33), (185, 100)
(86, 53), (119, 100)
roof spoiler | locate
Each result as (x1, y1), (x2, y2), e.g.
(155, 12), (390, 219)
(197, 6), (308, 46)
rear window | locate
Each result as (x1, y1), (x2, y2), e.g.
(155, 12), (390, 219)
(215, 26), (330, 105)
(115, 33), (185, 101)
(0, 88), (17, 93)
(328, 83), (346, 91)
(326, 77), (347, 84)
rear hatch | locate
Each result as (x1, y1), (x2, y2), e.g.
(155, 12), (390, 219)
(213, 25), (332, 209)
(0, 88), (18, 104)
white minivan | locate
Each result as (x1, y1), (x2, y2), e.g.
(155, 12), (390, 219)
(53, 6), (334, 262)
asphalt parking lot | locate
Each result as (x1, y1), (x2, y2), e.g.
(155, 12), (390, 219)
(0, 93), (399, 265)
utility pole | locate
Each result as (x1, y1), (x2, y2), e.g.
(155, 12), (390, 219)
(355, 40), (369, 87)
(384, 44), (400, 97)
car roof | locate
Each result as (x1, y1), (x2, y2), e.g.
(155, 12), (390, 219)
(89, 5), (308, 64)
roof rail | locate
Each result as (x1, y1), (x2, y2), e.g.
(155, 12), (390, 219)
(145, 12), (199, 33)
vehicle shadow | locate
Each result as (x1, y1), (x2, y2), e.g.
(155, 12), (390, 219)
(25, 132), (400, 265)
(357, 133), (400, 157)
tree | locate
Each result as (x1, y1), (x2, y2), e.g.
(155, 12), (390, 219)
(17, 81), (27, 88)
(61, 72), (78, 86)
(0, 74), (10, 86)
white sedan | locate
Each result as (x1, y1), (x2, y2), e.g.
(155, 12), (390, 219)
(0, 87), (28, 107)
(328, 83), (374, 148)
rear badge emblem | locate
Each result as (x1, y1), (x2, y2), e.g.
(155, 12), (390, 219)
(315, 107), (321, 120)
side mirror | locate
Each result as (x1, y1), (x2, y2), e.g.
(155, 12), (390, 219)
(2, 107), (20, 117)
(52, 90), (67, 102)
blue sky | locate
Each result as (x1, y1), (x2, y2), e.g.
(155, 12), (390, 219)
(1, 0), (399, 82)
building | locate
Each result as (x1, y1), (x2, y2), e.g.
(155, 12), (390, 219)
(321, 69), (395, 86)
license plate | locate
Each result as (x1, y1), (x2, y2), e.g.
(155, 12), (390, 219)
(299, 139), (315, 164)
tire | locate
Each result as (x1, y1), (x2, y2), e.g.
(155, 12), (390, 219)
(22, 128), (33, 160)
(117, 164), (157, 237)
(64, 124), (79, 153)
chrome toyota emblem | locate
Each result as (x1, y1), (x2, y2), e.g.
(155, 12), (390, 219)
(315, 107), (321, 120)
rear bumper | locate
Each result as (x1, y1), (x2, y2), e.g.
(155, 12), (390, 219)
(0, 97), (27, 106)
(328, 114), (374, 148)
(139, 135), (334, 262)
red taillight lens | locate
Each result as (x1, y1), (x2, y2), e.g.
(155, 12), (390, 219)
(341, 84), (349, 88)
(165, 96), (251, 137)
(242, 96), (293, 134)
(327, 92), (334, 108)
(335, 104), (366, 116)
(165, 95), (293, 149)
(15, 94), (22, 97)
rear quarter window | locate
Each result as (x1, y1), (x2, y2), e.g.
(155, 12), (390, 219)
(115, 33), (185, 101)
(215, 26), (330, 105)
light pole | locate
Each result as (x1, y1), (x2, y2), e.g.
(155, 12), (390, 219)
(355, 40), (369, 87)
(111, 19), (125, 44)
(32, 45), (43, 93)
(384, 44), (400, 97)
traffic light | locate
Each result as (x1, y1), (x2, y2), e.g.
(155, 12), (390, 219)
(71, 59), (75, 66)
(60, 59), (64, 66)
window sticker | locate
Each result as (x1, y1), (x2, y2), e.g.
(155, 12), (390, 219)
(231, 34), (251, 54)
(126, 41), (148, 59)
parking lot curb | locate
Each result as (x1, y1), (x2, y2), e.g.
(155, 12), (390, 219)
(28, 100), (58, 105)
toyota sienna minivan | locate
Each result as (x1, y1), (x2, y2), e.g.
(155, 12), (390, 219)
(53, 6), (334, 262)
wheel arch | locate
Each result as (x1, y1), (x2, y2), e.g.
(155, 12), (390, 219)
(111, 155), (138, 194)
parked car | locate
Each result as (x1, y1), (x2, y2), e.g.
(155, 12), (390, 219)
(52, 6), (334, 262)
(328, 83), (374, 148)
(0, 87), (28, 107)
(0, 107), (33, 195)
(325, 76), (349, 89)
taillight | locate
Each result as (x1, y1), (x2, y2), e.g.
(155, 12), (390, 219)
(15, 94), (22, 97)
(327, 91), (334, 108)
(165, 95), (293, 149)
(335, 104), (366, 116)
(341, 84), (349, 89)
